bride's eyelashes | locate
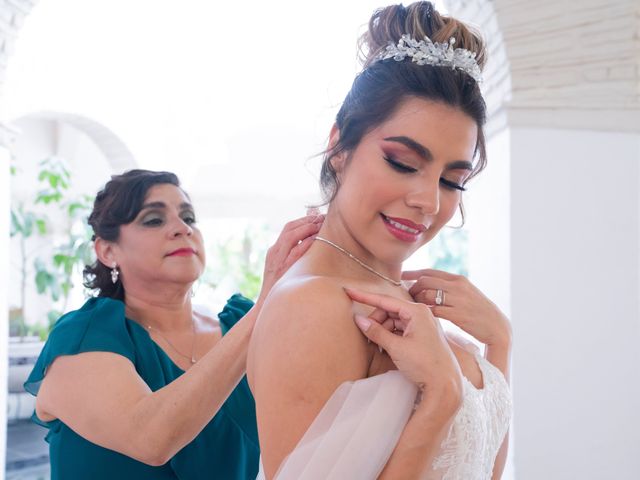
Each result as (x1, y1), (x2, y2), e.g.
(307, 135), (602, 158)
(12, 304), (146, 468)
(439, 178), (467, 192)
(384, 155), (417, 173)
(383, 156), (467, 191)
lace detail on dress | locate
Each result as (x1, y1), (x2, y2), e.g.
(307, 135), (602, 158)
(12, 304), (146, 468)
(428, 353), (512, 480)
(257, 352), (511, 480)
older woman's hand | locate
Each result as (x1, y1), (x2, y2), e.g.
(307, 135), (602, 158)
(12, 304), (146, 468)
(402, 269), (512, 348)
(256, 214), (324, 306)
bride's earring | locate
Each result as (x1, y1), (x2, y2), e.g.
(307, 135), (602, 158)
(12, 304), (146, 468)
(111, 263), (119, 284)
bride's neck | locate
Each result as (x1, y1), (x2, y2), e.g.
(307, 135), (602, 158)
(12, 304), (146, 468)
(309, 217), (403, 285)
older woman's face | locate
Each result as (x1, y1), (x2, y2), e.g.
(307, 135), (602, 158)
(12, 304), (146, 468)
(111, 183), (205, 290)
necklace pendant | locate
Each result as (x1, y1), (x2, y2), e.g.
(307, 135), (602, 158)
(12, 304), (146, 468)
(191, 357), (196, 364)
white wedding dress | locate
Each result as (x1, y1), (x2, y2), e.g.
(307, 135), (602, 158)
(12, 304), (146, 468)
(256, 349), (512, 480)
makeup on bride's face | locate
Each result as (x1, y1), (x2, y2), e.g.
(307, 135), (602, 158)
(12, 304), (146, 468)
(329, 97), (478, 267)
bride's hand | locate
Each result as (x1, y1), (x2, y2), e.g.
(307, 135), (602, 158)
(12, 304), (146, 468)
(345, 287), (463, 402)
(402, 269), (512, 348)
(255, 214), (324, 307)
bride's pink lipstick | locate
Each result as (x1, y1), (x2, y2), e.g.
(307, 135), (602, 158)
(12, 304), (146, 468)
(381, 214), (426, 243)
(166, 248), (196, 257)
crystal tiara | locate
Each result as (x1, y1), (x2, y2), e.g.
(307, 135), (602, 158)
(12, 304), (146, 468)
(376, 34), (482, 83)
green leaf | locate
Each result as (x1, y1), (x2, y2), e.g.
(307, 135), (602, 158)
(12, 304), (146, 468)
(22, 213), (34, 237)
(10, 209), (22, 236)
(35, 218), (47, 235)
(34, 269), (53, 294)
(67, 202), (84, 216)
(35, 190), (63, 204)
(53, 253), (67, 266)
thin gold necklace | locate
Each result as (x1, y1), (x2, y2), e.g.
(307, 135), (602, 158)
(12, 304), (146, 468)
(314, 236), (402, 287)
(144, 318), (197, 364)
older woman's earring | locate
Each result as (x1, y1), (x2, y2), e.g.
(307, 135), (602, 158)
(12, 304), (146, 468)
(111, 264), (119, 284)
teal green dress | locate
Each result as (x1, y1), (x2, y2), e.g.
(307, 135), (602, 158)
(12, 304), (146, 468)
(24, 294), (259, 480)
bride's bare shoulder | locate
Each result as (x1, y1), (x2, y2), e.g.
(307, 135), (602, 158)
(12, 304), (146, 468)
(258, 275), (352, 327)
(250, 274), (367, 370)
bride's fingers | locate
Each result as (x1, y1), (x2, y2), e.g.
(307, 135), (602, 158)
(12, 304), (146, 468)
(368, 307), (389, 324)
(407, 276), (448, 297)
(358, 308), (399, 333)
(413, 289), (455, 307)
(344, 287), (411, 317)
(353, 314), (400, 352)
(363, 308), (411, 336)
(402, 268), (458, 281)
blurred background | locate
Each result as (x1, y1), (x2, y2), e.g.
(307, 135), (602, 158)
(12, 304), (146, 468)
(1, 0), (638, 479)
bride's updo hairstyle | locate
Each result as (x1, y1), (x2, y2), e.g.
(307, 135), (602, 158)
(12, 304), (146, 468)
(321, 1), (488, 211)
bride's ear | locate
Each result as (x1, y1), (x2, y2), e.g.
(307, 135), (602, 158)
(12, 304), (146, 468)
(328, 124), (346, 175)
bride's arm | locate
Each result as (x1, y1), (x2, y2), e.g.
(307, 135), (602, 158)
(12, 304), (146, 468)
(247, 278), (371, 479)
(346, 287), (465, 479)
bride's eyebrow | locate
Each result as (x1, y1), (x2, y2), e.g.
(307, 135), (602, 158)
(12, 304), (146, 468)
(383, 136), (473, 170)
(384, 136), (431, 161)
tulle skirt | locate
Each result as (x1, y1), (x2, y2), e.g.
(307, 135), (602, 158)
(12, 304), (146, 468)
(256, 371), (418, 480)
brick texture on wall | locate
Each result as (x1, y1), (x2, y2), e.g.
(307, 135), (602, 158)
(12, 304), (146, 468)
(446, 0), (640, 132)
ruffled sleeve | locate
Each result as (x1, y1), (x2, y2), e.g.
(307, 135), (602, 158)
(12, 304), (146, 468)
(24, 297), (136, 398)
(217, 293), (254, 335)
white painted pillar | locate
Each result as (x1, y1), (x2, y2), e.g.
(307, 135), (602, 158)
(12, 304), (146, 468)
(466, 126), (514, 480)
(470, 122), (640, 479)
(509, 126), (640, 479)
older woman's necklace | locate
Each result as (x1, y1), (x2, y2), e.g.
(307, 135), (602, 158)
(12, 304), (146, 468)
(144, 317), (197, 365)
(314, 236), (402, 287)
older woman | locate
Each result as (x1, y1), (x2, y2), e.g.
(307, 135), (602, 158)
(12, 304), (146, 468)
(25, 169), (323, 480)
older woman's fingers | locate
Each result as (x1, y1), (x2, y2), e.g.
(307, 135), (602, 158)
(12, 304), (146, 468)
(280, 214), (325, 235)
(282, 235), (315, 269)
(275, 221), (323, 256)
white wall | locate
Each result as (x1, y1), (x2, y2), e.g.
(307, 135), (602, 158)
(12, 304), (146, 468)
(509, 126), (640, 479)
(467, 127), (511, 316)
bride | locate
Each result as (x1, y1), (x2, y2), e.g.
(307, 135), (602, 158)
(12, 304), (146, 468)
(247, 2), (512, 478)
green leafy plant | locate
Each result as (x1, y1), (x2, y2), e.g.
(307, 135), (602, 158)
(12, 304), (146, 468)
(201, 223), (270, 301)
(10, 156), (94, 340)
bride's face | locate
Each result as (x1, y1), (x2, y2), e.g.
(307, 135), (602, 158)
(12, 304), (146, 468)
(330, 97), (478, 265)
